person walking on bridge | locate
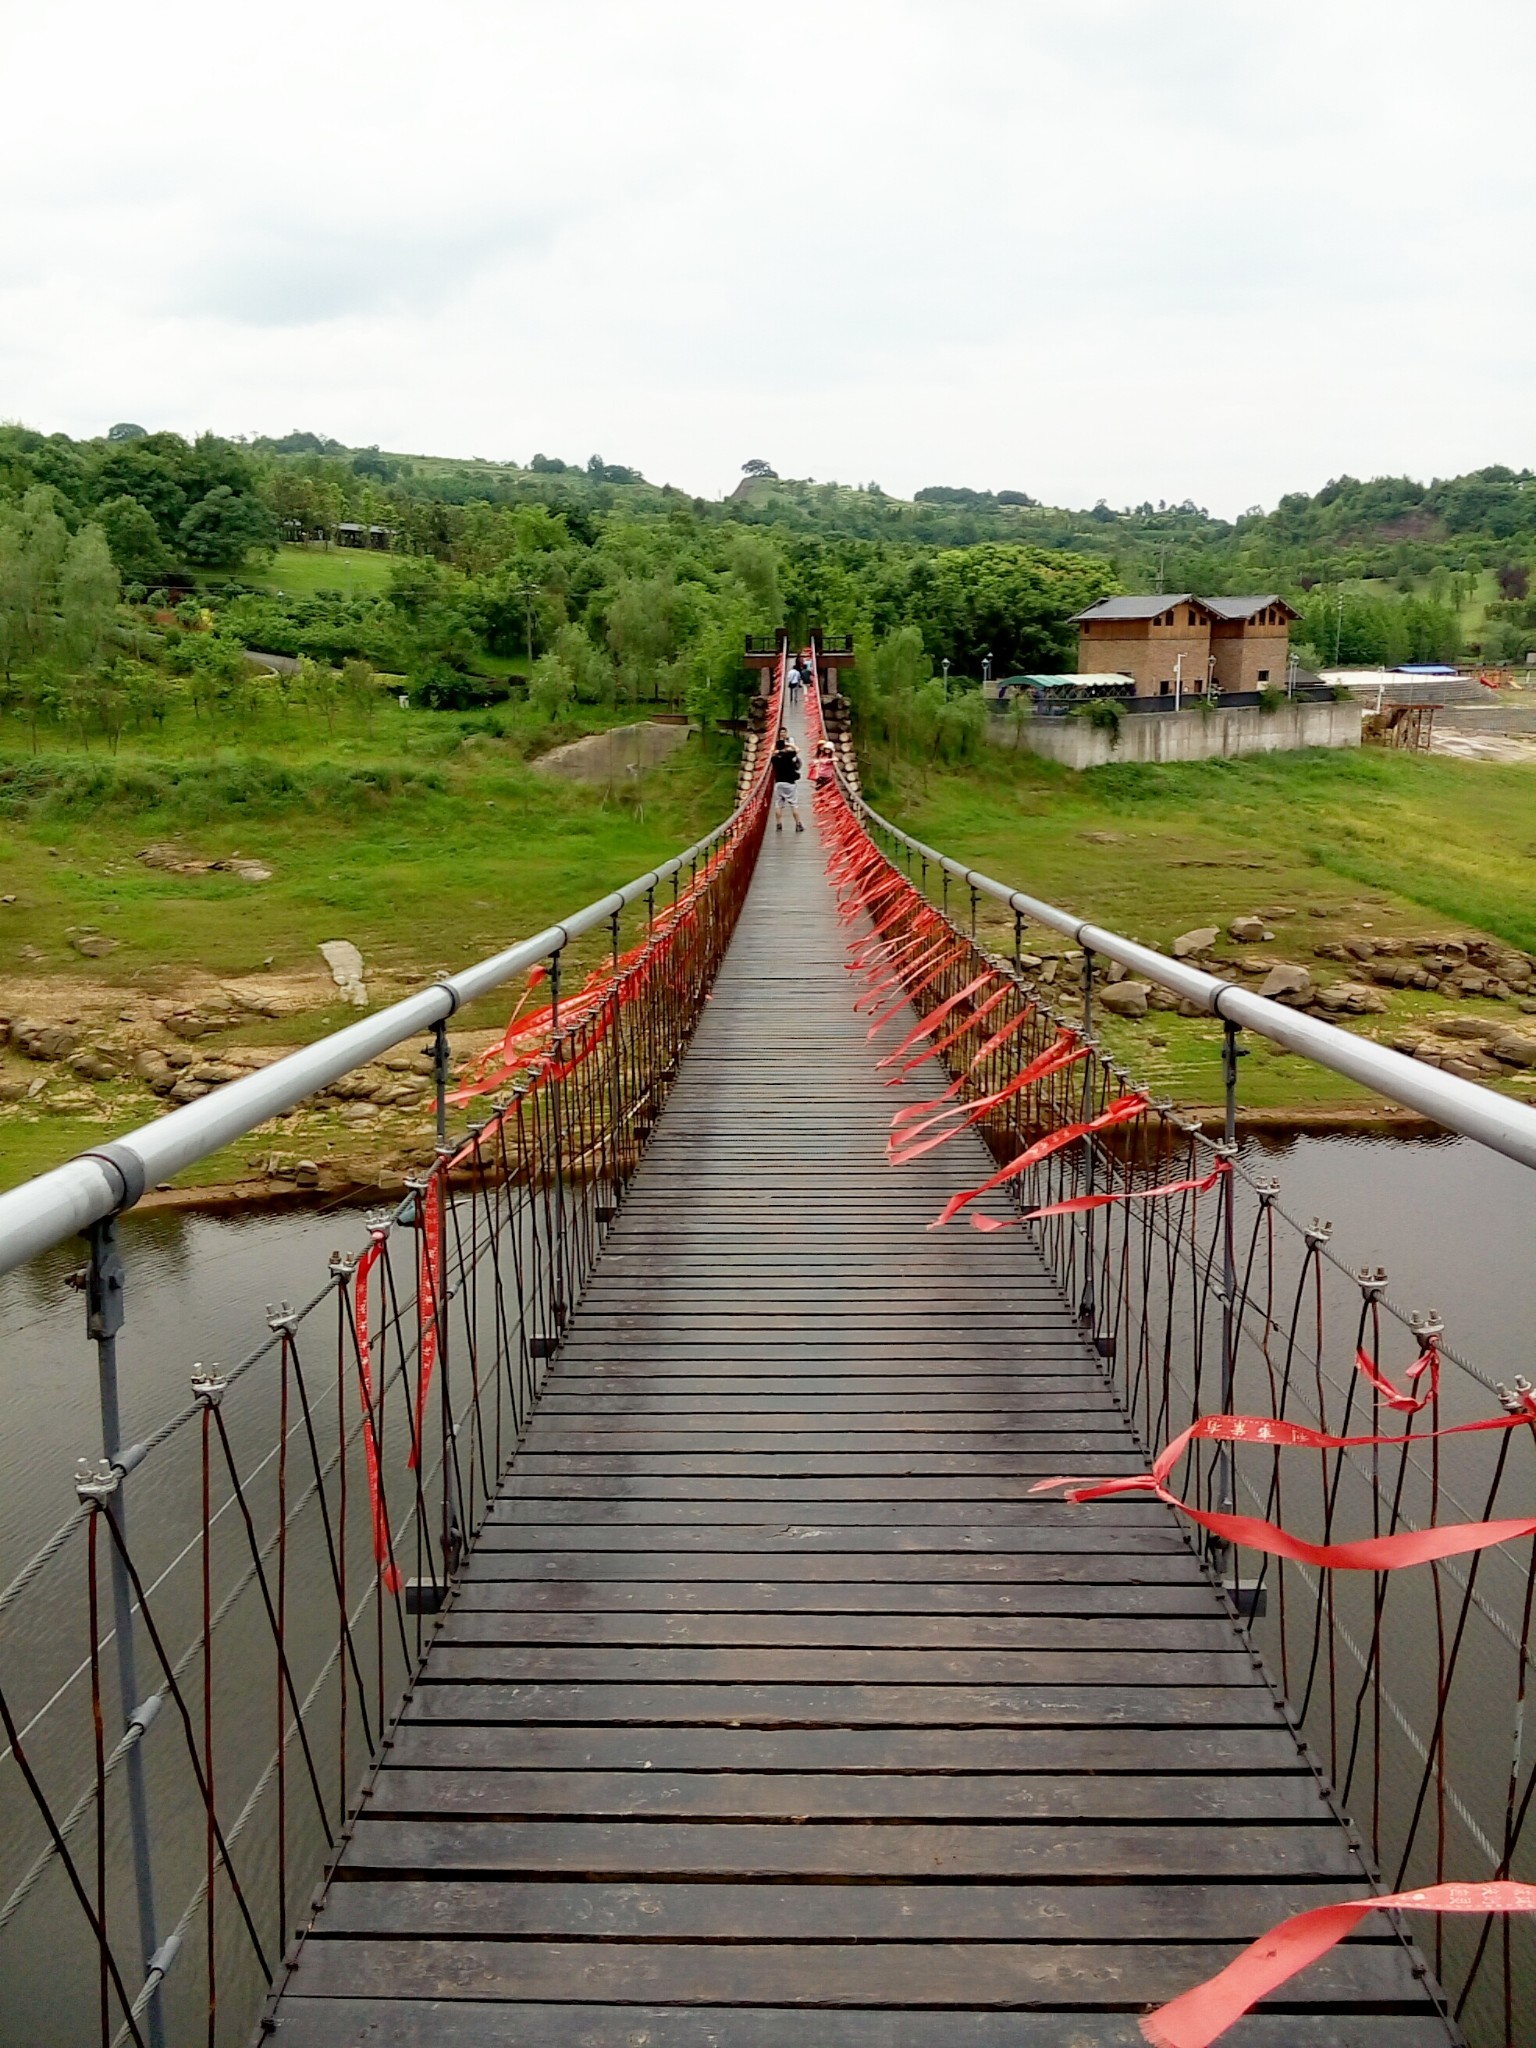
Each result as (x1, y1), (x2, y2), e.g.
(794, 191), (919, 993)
(786, 661), (803, 706)
(770, 728), (805, 832)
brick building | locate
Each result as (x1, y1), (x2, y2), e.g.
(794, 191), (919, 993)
(1070, 593), (1297, 698)
(1204, 595), (1298, 693)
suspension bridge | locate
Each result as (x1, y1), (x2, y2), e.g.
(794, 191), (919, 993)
(2, 641), (1535, 2047)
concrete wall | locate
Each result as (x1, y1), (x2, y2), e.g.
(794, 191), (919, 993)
(991, 700), (1363, 772)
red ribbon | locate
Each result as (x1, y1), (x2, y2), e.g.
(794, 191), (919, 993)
(1015, 1158), (1229, 1223)
(865, 943), (969, 1038)
(881, 981), (1015, 1085)
(1032, 1401), (1536, 1572)
(408, 1175), (444, 1472)
(1143, 1881), (1536, 2048)
(890, 1033), (1089, 1167)
(936, 1092), (1149, 1230)
(353, 1240), (401, 1595)
(1356, 1336), (1441, 1413)
(875, 970), (999, 1071)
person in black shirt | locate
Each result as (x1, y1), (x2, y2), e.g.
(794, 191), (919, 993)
(769, 730), (804, 833)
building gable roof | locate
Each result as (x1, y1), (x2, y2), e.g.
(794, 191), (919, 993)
(1070, 594), (1214, 624)
(1203, 593), (1300, 622)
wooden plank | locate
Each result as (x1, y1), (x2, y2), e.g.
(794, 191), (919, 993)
(436, 1610), (1245, 1650)
(446, 1580), (1229, 1617)
(459, 1552), (1213, 1583)
(283, 1936), (1424, 2008)
(416, 1645), (1258, 1687)
(268, 1999), (1456, 2047)
(402, 1683), (1287, 1727)
(471, 1523), (1188, 1551)
(304, 1876), (1368, 1942)
(364, 1768), (1324, 1823)
(338, 1816), (1365, 1881)
(381, 1722), (1311, 1774)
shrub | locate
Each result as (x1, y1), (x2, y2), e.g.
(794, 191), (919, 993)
(407, 663), (507, 711)
(1258, 686), (1285, 714)
(1071, 697), (1123, 737)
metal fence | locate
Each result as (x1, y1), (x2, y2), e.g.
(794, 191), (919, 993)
(0, 689), (777, 2047)
(822, 775), (1536, 2046)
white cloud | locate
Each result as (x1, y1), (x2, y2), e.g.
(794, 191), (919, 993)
(1, 0), (1532, 514)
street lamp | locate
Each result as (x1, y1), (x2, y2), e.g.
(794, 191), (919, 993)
(1174, 652), (1183, 712)
(941, 658), (951, 689)
(981, 652), (993, 688)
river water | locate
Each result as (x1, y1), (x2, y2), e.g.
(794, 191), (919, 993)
(0, 1134), (1533, 2042)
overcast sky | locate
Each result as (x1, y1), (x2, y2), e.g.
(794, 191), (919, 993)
(2, 0), (1532, 517)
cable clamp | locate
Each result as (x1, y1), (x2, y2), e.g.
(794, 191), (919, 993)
(1304, 1216), (1333, 1249)
(328, 1249), (358, 1283)
(1357, 1265), (1389, 1301)
(265, 1300), (299, 1335)
(190, 1365), (227, 1408)
(74, 1457), (120, 1506)
(1253, 1175), (1281, 1208)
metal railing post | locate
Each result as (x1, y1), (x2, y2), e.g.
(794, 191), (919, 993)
(431, 1019), (450, 1148)
(83, 1216), (167, 2048)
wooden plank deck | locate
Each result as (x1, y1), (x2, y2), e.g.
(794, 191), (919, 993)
(270, 757), (1453, 2047)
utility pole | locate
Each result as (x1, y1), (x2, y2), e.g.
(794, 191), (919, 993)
(1335, 590), (1344, 665)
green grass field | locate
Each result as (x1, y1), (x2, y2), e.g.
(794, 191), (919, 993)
(0, 705), (739, 1189)
(876, 742), (1536, 1113)
(241, 543), (399, 599)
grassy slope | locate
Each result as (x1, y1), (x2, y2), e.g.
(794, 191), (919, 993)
(877, 743), (1536, 1114)
(241, 543), (399, 598)
(0, 706), (738, 1188)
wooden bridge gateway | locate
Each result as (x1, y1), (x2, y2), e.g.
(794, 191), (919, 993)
(265, 712), (1452, 2047)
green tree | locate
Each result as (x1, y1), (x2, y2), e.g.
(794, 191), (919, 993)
(528, 651), (576, 719)
(177, 484), (278, 568)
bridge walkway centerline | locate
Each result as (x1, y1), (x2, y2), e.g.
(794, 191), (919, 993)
(267, 718), (1453, 2046)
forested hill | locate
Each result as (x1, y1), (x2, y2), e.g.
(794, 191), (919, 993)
(5, 422), (1536, 691)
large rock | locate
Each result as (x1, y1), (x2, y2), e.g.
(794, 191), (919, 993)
(1258, 963), (1312, 1001)
(535, 721), (691, 786)
(1099, 981), (1151, 1019)
(12, 1020), (80, 1063)
(70, 934), (118, 958)
(320, 940), (368, 1008)
(1489, 1031), (1536, 1068)
(1172, 927), (1218, 958)
(1228, 916), (1273, 942)
(1314, 981), (1388, 1015)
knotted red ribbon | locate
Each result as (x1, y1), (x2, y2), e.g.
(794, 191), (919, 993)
(1355, 1335), (1441, 1413)
(1143, 1881), (1536, 2048)
(1032, 1400), (1536, 1572)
